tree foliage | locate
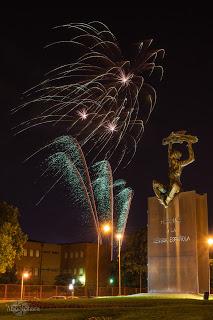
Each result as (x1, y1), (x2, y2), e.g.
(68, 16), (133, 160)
(0, 201), (27, 273)
(0, 266), (18, 284)
(122, 227), (147, 288)
(111, 227), (147, 288)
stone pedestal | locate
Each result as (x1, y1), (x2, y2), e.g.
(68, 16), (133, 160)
(148, 191), (209, 293)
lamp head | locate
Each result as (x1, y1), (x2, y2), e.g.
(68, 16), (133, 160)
(116, 233), (122, 240)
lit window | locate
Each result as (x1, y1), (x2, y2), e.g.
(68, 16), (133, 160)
(35, 250), (40, 258)
(74, 268), (77, 275)
(79, 267), (84, 275)
(34, 268), (39, 276)
(75, 251), (79, 258)
(23, 249), (27, 257)
(70, 252), (73, 259)
(30, 249), (33, 257)
(80, 251), (84, 258)
(65, 252), (68, 259)
(78, 274), (86, 285)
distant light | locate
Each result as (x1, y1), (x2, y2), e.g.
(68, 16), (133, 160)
(116, 233), (122, 240)
(208, 238), (213, 245)
(102, 223), (111, 234)
(72, 278), (75, 285)
(109, 278), (114, 285)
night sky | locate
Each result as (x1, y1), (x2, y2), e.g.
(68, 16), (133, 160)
(1, 5), (213, 243)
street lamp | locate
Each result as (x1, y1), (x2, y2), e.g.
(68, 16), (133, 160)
(102, 223), (111, 234)
(208, 238), (213, 245)
(116, 233), (123, 296)
(96, 223), (111, 297)
(102, 222), (114, 260)
(20, 271), (29, 300)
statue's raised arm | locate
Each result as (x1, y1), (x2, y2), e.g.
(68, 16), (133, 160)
(181, 142), (195, 167)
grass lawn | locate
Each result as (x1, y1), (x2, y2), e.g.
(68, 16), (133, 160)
(1, 295), (213, 319)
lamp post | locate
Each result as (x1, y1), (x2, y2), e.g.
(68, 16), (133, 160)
(116, 233), (122, 296)
(96, 223), (111, 297)
(20, 272), (29, 300)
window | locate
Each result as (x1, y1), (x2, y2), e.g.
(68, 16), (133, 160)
(34, 268), (39, 276)
(30, 249), (33, 257)
(35, 250), (40, 258)
(79, 267), (84, 275)
(75, 251), (79, 258)
(23, 249), (27, 257)
(65, 252), (68, 259)
(70, 252), (73, 259)
(74, 268), (77, 275)
(80, 250), (84, 258)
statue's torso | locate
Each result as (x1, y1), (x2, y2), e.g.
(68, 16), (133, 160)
(169, 159), (182, 185)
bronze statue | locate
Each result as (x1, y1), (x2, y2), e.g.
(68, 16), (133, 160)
(153, 131), (198, 208)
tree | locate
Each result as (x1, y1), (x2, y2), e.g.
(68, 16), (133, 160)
(0, 201), (27, 273)
(111, 227), (147, 288)
(0, 266), (18, 284)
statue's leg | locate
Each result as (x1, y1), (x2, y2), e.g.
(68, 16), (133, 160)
(153, 180), (167, 206)
(165, 182), (180, 206)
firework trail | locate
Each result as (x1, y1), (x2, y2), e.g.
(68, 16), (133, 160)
(91, 160), (114, 257)
(52, 136), (99, 218)
(113, 181), (133, 247)
(40, 136), (132, 254)
(44, 151), (100, 234)
(91, 160), (113, 224)
(13, 21), (164, 169)
(36, 136), (100, 237)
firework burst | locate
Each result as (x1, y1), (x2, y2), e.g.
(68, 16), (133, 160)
(13, 21), (164, 169)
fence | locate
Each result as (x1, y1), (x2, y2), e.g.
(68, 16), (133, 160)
(0, 284), (145, 300)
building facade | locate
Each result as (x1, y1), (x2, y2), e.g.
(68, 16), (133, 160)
(15, 241), (61, 285)
(61, 242), (110, 287)
(16, 240), (110, 287)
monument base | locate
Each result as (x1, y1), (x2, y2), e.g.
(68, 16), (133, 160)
(148, 191), (209, 293)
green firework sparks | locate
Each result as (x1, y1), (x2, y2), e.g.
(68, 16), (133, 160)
(91, 160), (113, 224)
(114, 181), (133, 245)
(40, 136), (133, 253)
(45, 152), (90, 210)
